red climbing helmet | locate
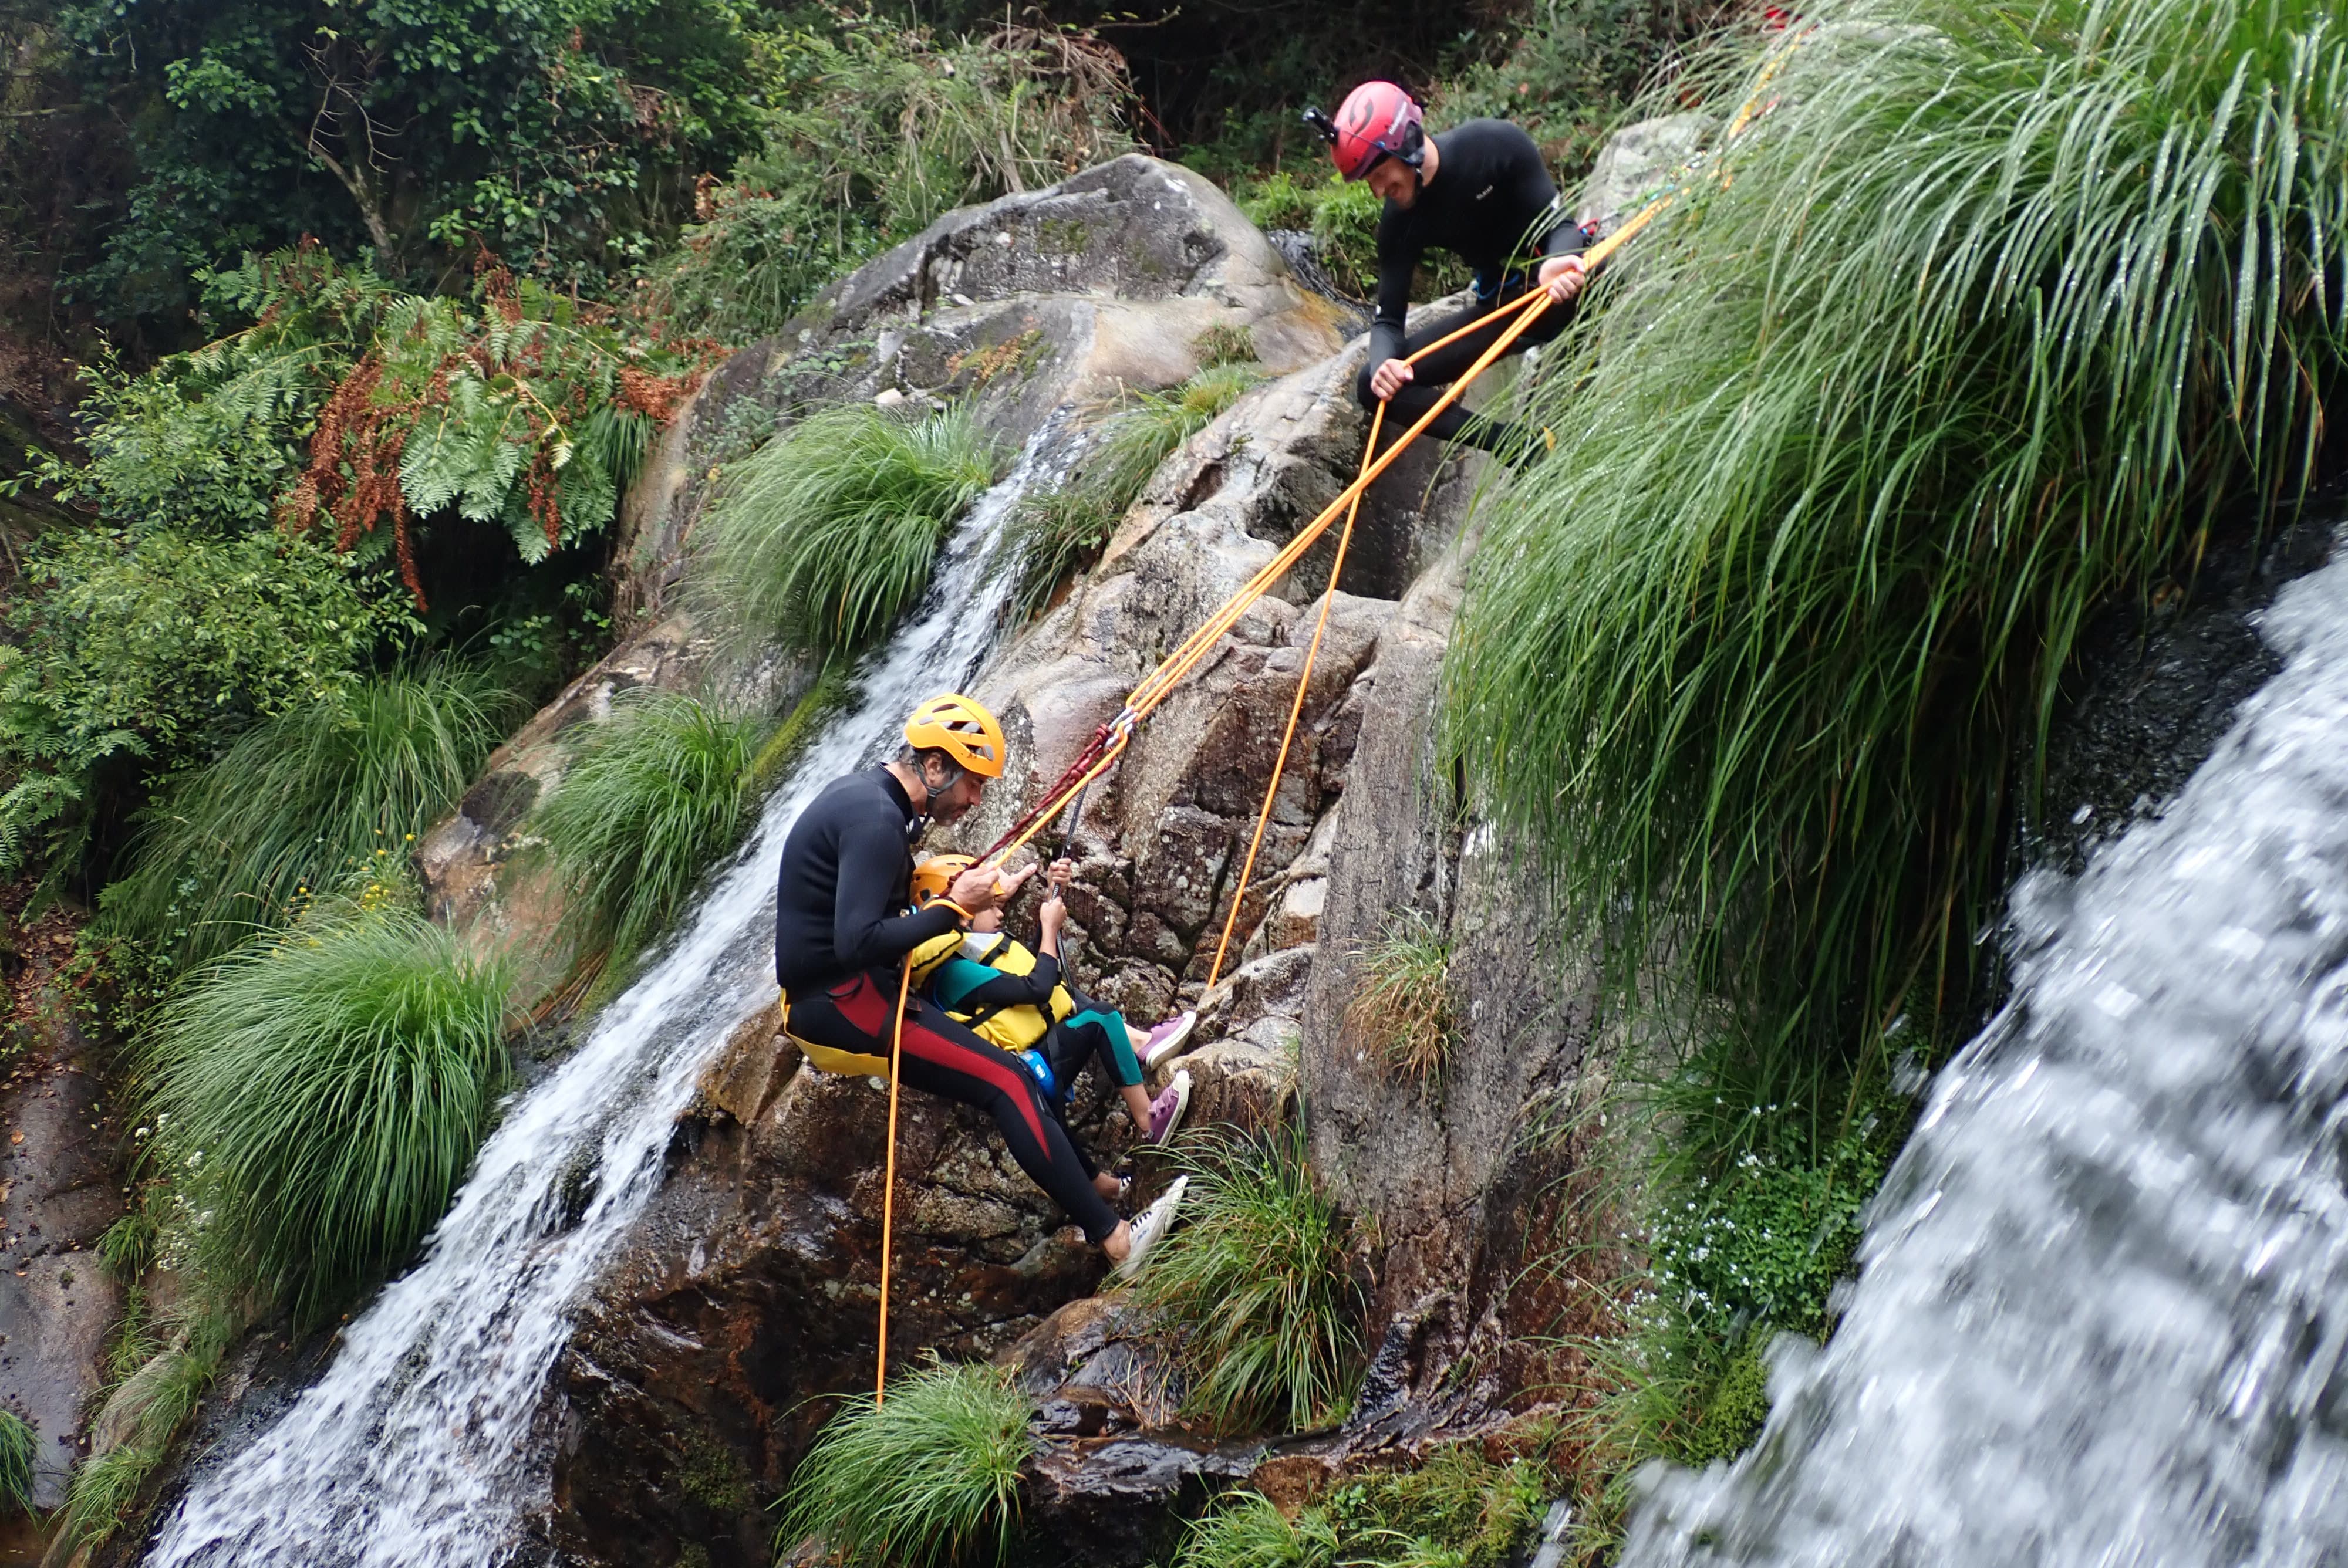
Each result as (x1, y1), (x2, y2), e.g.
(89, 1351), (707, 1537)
(1319, 80), (1425, 182)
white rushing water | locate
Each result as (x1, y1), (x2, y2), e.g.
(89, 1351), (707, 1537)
(1622, 539), (2348, 1566)
(144, 443), (1044, 1568)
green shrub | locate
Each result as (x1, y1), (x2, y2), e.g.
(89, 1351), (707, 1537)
(642, 18), (1133, 343)
(1176, 1492), (1339, 1568)
(0, 526), (413, 878)
(1431, 0), (1712, 177)
(144, 910), (515, 1312)
(534, 689), (769, 964)
(0, 1408), (33, 1516)
(1131, 1129), (1363, 1434)
(99, 664), (515, 979)
(1447, 0), (2348, 1063)
(776, 1357), (1033, 1568)
(1007, 363), (1263, 620)
(1236, 171), (1385, 298)
(699, 402), (999, 652)
(1324, 1446), (1549, 1567)
(1344, 910), (1458, 1083)
(1681, 1340), (1770, 1465)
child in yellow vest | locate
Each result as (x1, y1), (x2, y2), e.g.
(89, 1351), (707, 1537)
(910, 856), (1194, 1172)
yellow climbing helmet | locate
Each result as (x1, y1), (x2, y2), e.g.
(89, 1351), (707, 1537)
(903, 692), (1006, 779)
(911, 853), (978, 907)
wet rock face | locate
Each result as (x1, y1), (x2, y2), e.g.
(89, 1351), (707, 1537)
(0, 931), (122, 1530)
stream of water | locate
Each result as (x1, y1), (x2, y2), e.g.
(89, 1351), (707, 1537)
(1622, 538), (2348, 1564)
(142, 444), (1042, 1568)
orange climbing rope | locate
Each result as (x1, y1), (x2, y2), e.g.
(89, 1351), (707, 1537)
(873, 953), (915, 1403)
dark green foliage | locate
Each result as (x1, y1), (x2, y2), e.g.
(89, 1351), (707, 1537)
(1007, 363), (1262, 620)
(0, 1408), (33, 1517)
(1175, 1493), (1339, 1568)
(99, 664), (517, 979)
(640, 18), (1133, 344)
(1432, 0), (1714, 175)
(1236, 171), (1387, 298)
(145, 910), (515, 1312)
(533, 689), (768, 964)
(97, 1210), (158, 1281)
(1130, 1128), (1364, 1434)
(699, 402), (998, 651)
(0, 527), (413, 879)
(1681, 1341), (1770, 1466)
(1448, 0), (2348, 1066)
(48, 0), (763, 326)
(750, 665), (853, 788)
(776, 1357), (1032, 1568)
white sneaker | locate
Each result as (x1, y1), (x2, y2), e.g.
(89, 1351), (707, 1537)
(1141, 1010), (1199, 1070)
(1114, 1174), (1188, 1280)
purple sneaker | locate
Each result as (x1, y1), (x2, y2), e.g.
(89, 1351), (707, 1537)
(1142, 1010), (1199, 1071)
(1146, 1069), (1192, 1145)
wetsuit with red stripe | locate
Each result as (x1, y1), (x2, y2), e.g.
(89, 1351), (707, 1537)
(775, 767), (1121, 1242)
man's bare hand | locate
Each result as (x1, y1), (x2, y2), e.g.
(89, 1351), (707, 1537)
(1538, 254), (1588, 304)
(948, 860), (1033, 912)
(1368, 357), (1414, 401)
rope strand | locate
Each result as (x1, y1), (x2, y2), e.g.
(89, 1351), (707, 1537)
(873, 954), (914, 1404)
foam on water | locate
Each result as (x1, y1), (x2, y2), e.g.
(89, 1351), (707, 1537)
(144, 440), (1045, 1567)
(1623, 539), (2348, 1567)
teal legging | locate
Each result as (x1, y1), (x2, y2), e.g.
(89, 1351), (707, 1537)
(1035, 993), (1143, 1106)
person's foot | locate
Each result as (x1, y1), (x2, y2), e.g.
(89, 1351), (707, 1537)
(1114, 1174), (1188, 1280)
(1142, 1010), (1199, 1070)
(1147, 1069), (1192, 1145)
(1094, 1171), (1129, 1202)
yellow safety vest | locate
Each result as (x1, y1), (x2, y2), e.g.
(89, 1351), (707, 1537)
(944, 933), (1075, 1053)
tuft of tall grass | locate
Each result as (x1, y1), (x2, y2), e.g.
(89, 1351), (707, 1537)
(99, 663), (516, 978)
(1446, 0), (2348, 1067)
(534, 689), (769, 966)
(775, 1357), (1033, 1568)
(1007, 363), (1263, 619)
(1176, 1492), (1340, 1568)
(143, 910), (514, 1312)
(0, 1408), (33, 1516)
(1129, 1128), (1364, 1434)
(699, 403), (998, 653)
(1344, 911), (1459, 1083)
(58, 1298), (231, 1547)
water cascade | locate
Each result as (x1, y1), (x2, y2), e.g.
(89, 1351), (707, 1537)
(144, 444), (1045, 1567)
(1622, 537), (2348, 1564)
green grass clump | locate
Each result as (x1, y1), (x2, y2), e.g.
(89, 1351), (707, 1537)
(0, 1408), (35, 1516)
(1130, 1128), (1363, 1434)
(144, 910), (514, 1312)
(1344, 911), (1458, 1083)
(1175, 1492), (1339, 1568)
(1447, 0), (2348, 1064)
(1007, 363), (1263, 619)
(1324, 1447), (1549, 1567)
(534, 689), (770, 965)
(699, 402), (998, 652)
(58, 1299), (231, 1547)
(99, 664), (515, 978)
(776, 1357), (1033, 1567)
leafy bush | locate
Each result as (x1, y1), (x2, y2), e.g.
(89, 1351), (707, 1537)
(1130, 1129), (1364, 1434)
(1236, 171), (1386, 298)
(1007, 363), (1262, 619)
(777, 1357), (1033, 1568)
(699, 402), (999, 651)
(1178, 1451), (1546, 1568)
(0, 526), (413, 878)
(100, 664), (515, 979)
(1344, 910), (1458, 1083)
(1447, 0), (2348, 1061)
(642, 19), (1133, 344)
(534, 689), (769, 964)
(1431, 0), (1713, 177)
(144, 910), (515, 1312)
(0, 1408), (33, 1516)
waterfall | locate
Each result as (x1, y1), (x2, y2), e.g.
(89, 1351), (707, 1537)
(144, 442), (1046, 1568)
(1621, 537), (2348, 1566)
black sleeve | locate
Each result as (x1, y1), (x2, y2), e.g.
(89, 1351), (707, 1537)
(954, 951), (1062, 1011)
(1368, 206), (1416, 368)
(831, 813), (959, 973)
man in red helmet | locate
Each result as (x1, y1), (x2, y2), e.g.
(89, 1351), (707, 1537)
(1309, 80), (1590, 461)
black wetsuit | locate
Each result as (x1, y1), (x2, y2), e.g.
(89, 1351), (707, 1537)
(775, 768), (1121, 1242)
(1354, 118), (1588, 451)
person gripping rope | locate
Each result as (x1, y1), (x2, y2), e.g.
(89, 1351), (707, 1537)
(909, 853), (1195, 1192)
(775, 692), (1185, 1276)
(1307, 80), (1591, 462)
